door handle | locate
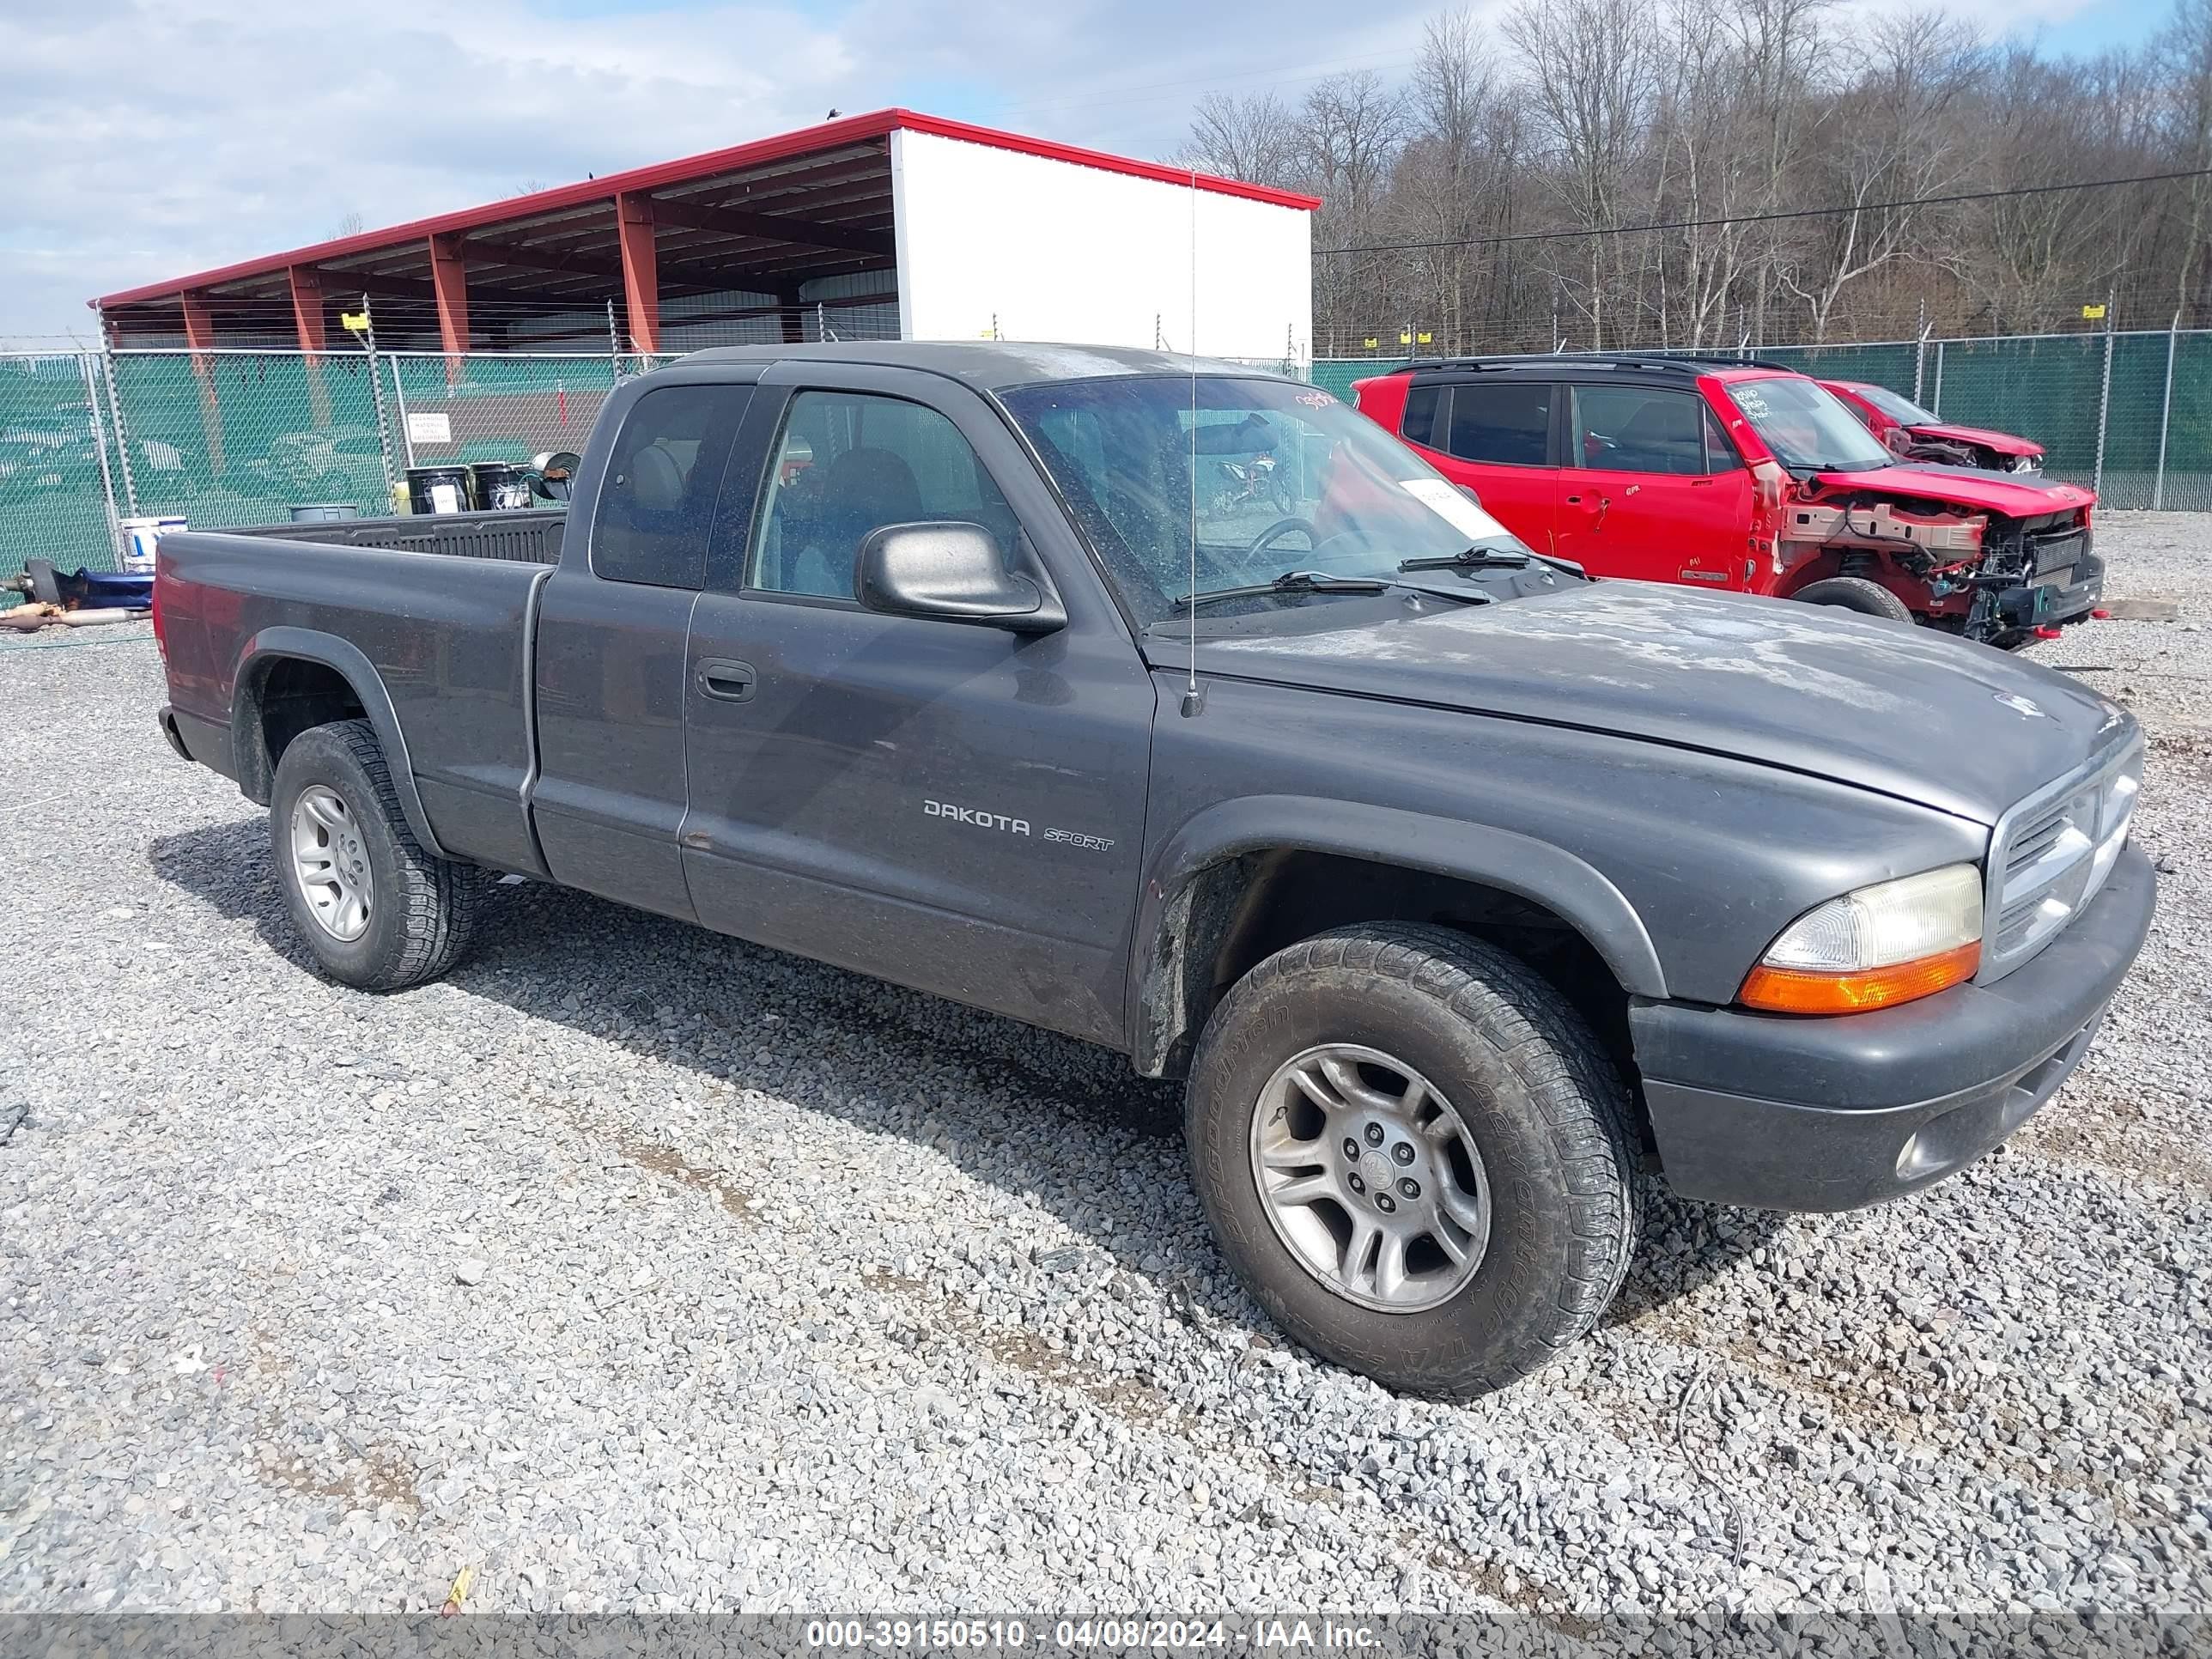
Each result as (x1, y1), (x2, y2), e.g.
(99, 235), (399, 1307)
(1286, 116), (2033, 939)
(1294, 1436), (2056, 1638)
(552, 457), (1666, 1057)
(695, 658), (757, 702)
(1565, 493), (1610, 529)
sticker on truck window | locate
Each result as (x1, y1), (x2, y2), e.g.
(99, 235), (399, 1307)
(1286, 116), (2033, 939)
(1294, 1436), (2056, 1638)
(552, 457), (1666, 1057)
(1398, 477), (1516, 544)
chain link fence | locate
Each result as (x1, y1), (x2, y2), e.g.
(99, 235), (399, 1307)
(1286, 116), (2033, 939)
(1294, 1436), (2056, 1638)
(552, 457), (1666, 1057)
(0, 354), (121, 577)
(5, 325), (2209, 580)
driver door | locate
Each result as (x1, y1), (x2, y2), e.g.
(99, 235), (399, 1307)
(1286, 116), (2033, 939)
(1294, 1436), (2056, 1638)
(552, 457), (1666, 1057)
(1554, 383), (1753, 588)
(678, 363), (1157, 1046)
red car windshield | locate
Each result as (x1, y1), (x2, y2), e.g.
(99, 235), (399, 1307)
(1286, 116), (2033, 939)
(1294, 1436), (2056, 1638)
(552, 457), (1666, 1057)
(1853, 384), (1944, 427)
(1728, 377), (1894, 472)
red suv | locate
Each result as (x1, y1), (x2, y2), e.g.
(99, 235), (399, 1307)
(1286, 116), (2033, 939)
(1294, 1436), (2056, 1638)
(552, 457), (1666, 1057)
(1352, 356), (2100, 647)
(1819, 379), (2045, 473)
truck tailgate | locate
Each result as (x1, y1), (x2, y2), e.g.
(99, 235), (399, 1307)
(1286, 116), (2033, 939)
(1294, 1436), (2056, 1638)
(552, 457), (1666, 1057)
(160, 530), (549, 878)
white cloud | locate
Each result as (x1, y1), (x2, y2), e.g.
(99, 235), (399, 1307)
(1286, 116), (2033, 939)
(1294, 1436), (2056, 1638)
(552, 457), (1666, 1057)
(0, 0), (1426, 342)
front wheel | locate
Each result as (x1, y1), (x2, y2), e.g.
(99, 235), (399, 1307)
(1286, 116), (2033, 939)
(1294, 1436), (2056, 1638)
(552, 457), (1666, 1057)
(270, 718), (479, 990)
(1185, 923), (1639, 1397)
(1791, 574), (1914, 623)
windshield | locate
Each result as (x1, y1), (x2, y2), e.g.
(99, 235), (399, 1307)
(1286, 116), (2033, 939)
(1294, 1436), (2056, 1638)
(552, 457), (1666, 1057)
(1854, 384), (1942, 427)
(1725, 376), (1894, 472)
(999, 375), (1531, 625)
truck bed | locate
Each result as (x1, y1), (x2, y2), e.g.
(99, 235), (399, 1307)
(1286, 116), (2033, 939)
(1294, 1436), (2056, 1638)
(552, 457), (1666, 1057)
(222, 507), (564, 565)
(157, 521), (555, 880)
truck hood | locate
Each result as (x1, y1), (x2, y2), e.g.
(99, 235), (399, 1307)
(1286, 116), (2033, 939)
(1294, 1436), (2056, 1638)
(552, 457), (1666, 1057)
(1905, 421), (2042, 457)
(1166, 583), (2128, 825)
(1806, 463), (2092, 518)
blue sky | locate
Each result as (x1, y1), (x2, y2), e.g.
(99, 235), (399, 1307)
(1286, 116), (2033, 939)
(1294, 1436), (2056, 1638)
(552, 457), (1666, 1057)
(0, 0), (2179, 344)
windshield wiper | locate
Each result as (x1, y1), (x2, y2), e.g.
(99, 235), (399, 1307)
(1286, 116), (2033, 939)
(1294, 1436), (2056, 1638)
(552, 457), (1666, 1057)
(1172, 569), (1390, 610)
(1398, 544), (1532, 573)
(1401, 543), (1589, 580)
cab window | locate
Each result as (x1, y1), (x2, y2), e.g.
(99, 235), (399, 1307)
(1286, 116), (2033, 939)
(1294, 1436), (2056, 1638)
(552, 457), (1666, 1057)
(1442, 382), (1553, 466)
(1571, 386), (1710, 476)
(748, 391), (1018, 600)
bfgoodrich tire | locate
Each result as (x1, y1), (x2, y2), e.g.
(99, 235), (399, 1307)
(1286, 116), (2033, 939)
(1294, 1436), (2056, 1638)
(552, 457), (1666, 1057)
(1792, 574), (1915, 623)
(270, 718), (478, 991)
(1185, 923), (1639, 1398)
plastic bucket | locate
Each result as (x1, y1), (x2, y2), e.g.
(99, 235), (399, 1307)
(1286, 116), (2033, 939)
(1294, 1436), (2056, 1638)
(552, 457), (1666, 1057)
(289, 502), (362, 523)
(470, 462), (534, 512)
(118, 515), (188, 574)
(406, 465), (474, 516)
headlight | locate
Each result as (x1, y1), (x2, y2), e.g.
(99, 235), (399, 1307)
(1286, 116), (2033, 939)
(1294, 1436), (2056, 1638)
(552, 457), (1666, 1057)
(1739, 864), (1983, 1014)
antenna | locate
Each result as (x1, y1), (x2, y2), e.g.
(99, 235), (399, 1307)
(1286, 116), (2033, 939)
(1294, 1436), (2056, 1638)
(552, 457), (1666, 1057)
(1182, 167), (1202, 719)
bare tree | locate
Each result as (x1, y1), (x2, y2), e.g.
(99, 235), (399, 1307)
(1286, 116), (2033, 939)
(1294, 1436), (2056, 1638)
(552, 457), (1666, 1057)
(1776, 10), (1980, 339)
(2157, 0), (2212, 315)
(1171, 0), (2212, 353)
(1504, 0), (1659, 347)
(1394, 9), (1514, 349)
(1177, 92), (1300, 186)
(1299, 71), (1411, 341)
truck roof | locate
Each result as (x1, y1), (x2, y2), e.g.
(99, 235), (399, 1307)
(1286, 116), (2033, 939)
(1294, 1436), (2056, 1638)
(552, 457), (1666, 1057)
(679, 340), (1288, 392)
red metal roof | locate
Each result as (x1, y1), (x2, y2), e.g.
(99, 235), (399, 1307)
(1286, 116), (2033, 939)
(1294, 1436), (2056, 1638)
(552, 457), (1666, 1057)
(91, 108), (1321, 311)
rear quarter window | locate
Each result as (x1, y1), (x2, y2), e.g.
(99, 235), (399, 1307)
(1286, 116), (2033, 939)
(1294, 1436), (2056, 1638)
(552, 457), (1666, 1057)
(1400, 382), (1444, 449)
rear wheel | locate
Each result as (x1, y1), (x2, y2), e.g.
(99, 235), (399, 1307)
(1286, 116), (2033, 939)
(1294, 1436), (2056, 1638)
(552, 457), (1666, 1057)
(1792, 574), (1914, 623)
(1185, 923), (1639, 1398)
(270, 719), (478, 990)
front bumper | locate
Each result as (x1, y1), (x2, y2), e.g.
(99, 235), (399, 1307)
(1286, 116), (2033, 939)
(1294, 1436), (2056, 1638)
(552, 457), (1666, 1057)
(1630, 842), (2155, 1212)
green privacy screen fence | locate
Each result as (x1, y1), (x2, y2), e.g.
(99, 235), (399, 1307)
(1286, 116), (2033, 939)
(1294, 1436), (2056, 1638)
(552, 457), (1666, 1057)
(3, 331), (2208, 580)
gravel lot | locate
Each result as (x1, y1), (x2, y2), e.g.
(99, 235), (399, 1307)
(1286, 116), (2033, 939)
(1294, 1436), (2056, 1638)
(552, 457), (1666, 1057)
(2, 515), (2208, 1624)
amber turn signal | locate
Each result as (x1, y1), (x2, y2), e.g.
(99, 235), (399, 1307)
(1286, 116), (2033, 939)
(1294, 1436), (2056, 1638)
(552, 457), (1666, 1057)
(1739, 940), (1982, 1015)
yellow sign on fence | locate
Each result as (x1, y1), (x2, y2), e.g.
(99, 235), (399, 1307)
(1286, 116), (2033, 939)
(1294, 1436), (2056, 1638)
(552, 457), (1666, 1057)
(2081, 303), (2107, 320)
(340, 312), (370, 333)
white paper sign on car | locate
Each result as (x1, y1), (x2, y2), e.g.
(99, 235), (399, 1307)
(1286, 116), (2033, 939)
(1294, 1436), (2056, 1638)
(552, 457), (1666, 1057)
(1399, 477), (1516, 544)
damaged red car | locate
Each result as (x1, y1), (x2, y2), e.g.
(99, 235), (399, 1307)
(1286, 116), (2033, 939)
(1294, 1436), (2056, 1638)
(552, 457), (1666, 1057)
(1352, 356), (2100, 647)
(1819, 379), (2045, 474)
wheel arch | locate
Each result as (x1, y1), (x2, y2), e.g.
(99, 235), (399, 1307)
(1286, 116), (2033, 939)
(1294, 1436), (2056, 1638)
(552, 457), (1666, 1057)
(230, 627), (449, 858)
(1127, 795), (1667, 1079)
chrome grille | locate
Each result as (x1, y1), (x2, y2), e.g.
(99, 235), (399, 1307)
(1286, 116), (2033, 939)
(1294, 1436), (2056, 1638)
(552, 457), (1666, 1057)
(1979, 732), (2142, 981)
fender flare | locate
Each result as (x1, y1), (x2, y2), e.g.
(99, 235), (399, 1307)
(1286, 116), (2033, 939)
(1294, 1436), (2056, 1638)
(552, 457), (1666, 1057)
(230, 626), (450, 859)
(1127, 794), (1667, 1071)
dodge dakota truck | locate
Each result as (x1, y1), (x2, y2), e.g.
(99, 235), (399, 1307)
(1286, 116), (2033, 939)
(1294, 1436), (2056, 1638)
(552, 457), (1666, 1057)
(154, 343), (2155, 1398)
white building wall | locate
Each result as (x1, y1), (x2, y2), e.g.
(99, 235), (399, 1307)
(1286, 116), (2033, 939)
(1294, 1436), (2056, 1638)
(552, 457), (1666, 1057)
(890, 128), (1312, 362)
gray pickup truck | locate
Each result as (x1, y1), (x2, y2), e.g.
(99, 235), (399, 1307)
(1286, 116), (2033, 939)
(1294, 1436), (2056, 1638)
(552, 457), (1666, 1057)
(155, 343), (2155, 1397)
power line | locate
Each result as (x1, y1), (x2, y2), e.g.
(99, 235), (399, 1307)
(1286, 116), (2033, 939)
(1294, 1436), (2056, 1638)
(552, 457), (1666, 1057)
(1316, 167), (2212, 257)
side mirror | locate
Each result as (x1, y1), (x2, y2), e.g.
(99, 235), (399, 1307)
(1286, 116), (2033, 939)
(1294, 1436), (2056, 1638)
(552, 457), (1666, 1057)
(1456, 482), (1484, 507)
(531, 450), (582, 502)
(854, 522), (1066, 635)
